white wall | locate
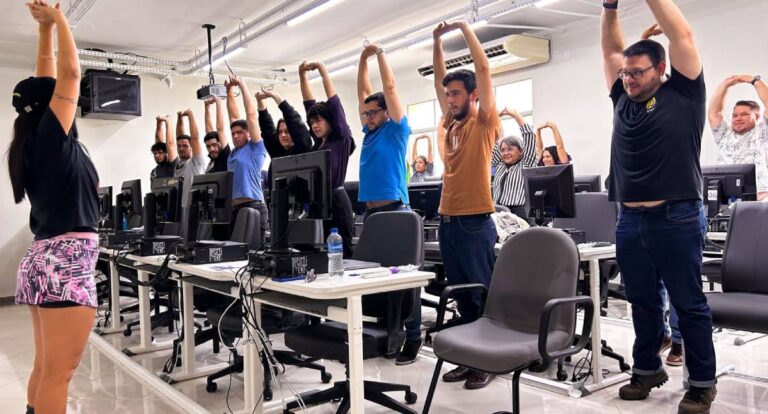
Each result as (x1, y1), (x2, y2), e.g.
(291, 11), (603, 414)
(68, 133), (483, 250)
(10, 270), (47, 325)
(1, 0), (766, 297)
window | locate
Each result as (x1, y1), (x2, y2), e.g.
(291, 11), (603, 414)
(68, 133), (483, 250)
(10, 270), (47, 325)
(495, 78), (533, 138)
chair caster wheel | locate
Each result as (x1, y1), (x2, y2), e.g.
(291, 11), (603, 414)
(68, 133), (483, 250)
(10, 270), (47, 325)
(206, 381), (217, 393)
(405, 391), (417, 404)
(123, 328), (131, 337)
(264, 389), (273, 401)
(734, 337), (746, 346)
(556, 370), (568, 381)
(321, 371), (332, 383)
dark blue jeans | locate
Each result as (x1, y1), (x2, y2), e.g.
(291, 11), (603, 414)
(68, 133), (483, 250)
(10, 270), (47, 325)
(438, 214), (497, 323)
(616, 200), (716, 387)
(362, 202), (421, 341)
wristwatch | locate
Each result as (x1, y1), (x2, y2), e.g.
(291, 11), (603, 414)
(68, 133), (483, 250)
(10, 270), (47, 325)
(752, 75), (762, 85)
(603, 1), (618, 9)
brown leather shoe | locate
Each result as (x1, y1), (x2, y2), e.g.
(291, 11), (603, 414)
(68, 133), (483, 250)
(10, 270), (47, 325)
(442, 366), (471, 383)
(666, 343), (684, 367)
(464, 370), (496, 390)
(659, 335), (673, 355)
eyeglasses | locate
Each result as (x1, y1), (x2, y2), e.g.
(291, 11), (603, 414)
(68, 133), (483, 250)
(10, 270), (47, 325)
(360, 108), (384, 119)
(617, 65), (655, 80)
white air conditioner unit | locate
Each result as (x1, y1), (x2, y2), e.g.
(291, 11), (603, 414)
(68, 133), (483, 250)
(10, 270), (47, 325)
(418, 35), (550, 79)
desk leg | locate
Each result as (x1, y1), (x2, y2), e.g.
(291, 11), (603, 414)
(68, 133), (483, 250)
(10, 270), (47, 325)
(589, 258), (604, 386)
(243, 299), (263, 413)
(96, 259), (124, 335)
(347, 295), (365, 414)
(124, 270), (174, 356)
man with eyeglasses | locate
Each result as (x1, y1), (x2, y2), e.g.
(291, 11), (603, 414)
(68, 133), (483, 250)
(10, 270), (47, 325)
(602, 1), (716, 413)
(356, 43), (418, 364)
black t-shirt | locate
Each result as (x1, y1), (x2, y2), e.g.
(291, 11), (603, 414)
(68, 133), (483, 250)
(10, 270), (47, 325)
(24, 109), (100, 239)
(608, 68), (705, 202)
(206, 144), (231, 173)
(151, 158), (178, 184)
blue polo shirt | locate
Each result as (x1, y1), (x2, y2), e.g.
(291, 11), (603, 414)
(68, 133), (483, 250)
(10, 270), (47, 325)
(359, 116), (411, 203)
(227, 140), (267, 201)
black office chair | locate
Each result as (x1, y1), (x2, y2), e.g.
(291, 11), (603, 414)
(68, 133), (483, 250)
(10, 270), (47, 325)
(282, 211), (424, 414)
(706, 202), (768, 343)
(423, 227), (593, 414)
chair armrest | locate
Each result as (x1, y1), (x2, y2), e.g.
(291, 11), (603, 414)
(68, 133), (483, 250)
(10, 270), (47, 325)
(436, 283), (488, 331)
(536, 295), (594, 370)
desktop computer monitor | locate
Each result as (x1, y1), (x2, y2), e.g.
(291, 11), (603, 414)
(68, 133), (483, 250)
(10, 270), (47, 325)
(574, 175), (602, 193)
(144, 176), (184, 237)
(270, 150), (332, 251)
(114, 179), (142, 230)
(524, 164), (576, 225)
(408, 181), (442, 221)
(701, 164), (757, 218)
(97, 186), (113, 228)
(184, 171), (234, 242)
(343, 181), (365, 216)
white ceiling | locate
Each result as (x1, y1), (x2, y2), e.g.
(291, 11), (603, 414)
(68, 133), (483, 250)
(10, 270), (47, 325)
(0, 0), (663, 82)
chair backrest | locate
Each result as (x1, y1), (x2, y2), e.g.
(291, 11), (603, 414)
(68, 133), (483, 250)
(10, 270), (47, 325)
(483, 227), (580, 335)
(495, 204), (511, 213)
(353, 211), (424, 267)
(722, 201), (768, 294)
(553, 192), (617, 243)
(230, 207), (261, 251)
(353, 211), (424, 325)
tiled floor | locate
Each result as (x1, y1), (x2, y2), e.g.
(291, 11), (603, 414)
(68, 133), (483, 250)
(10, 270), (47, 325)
(1, 302), (767, 413)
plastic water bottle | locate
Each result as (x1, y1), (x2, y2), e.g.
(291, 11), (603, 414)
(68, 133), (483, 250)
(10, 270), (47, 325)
(327, 228), (344, 279)
(121, 212), (129, 231)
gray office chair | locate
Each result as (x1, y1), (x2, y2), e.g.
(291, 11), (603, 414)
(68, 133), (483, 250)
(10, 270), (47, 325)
(422, 227), (593, 414)
(282, 211), (424, 414)
(706, 201), (768, 334)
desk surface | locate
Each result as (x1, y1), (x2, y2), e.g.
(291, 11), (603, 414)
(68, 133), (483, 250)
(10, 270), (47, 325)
(169, 260), (434, 301)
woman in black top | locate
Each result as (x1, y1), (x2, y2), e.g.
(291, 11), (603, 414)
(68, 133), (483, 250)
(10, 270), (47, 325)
(7, 3), (99, 413)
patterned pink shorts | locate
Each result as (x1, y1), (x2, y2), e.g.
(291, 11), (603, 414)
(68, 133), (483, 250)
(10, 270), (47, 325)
(15, 235), (99, 308)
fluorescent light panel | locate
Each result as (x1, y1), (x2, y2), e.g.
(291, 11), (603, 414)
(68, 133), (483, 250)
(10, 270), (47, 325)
(535, 0), (562, 8)
(287, 0), (344, 27)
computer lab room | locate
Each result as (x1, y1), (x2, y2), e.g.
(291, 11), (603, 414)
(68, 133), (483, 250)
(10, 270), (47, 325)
(1, 0), (767, 413)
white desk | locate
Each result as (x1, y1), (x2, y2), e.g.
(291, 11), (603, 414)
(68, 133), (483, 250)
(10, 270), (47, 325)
(95, 247), (131, 335)
(707, 232), (727, 242)
(169, 259), (434, 414)
(424, 239), (624, 397)
(121, 254), (176, 356)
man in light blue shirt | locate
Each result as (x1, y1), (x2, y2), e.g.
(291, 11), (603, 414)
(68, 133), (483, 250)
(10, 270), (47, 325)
(356, 43), (419, 364)
(224, 75), (268, 243)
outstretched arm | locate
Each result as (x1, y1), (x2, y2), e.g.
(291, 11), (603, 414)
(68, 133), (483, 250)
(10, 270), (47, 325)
(313, 62), (336, 99)
(535, 124), (545, 161)
(601, 0), (625, 91)
(155, 116), (165, 144)
(645, 0), (702, 79)
(185, 109), (202, 156)
(752, 76), (768, 119)
(426, 134), (434, 164)
(298, 60), (315, 102)
(549, 121), (569, 163)
(708, 76), (737, 130)
(165, 114), (177, 162)
(212, 96), (227, 147)
(29, 0), (55, 78)
(374, 45), (405, 122)
(432, 23), (450, 117)
(436, 117), (446, 163)
(457, 20), (494, 113)
(176, 111), (186, 138)
(357, 46), (374, 118)
(225, 79), (241, 125)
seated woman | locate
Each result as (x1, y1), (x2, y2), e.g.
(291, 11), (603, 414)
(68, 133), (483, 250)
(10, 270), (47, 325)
(409, 134), (435, 182)
(535, 121), (572, 166)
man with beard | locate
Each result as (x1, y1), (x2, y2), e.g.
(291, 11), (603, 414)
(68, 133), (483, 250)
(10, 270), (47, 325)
(432, 20), (500, 390)
(709, 75), (768, 200)
(602, 1), (716, 412)
(174, 108), (207, 209)
(150, 114), (178, 185)
(202, 95), (231, 173)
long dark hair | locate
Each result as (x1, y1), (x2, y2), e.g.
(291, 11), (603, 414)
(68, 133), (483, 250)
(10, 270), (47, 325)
(7, 111), (43, 203)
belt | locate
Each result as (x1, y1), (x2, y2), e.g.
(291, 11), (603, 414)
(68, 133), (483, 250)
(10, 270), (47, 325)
(234, 199), (263, 207)
(440, 213), (491, 223)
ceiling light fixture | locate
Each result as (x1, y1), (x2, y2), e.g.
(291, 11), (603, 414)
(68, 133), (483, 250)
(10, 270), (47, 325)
(287, 0), (345, 27)
(535, 0), (562, 8)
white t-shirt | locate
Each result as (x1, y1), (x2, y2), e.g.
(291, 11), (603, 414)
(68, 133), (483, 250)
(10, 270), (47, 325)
(712, 117), (768, 193)
(175, 153), (208, 207)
